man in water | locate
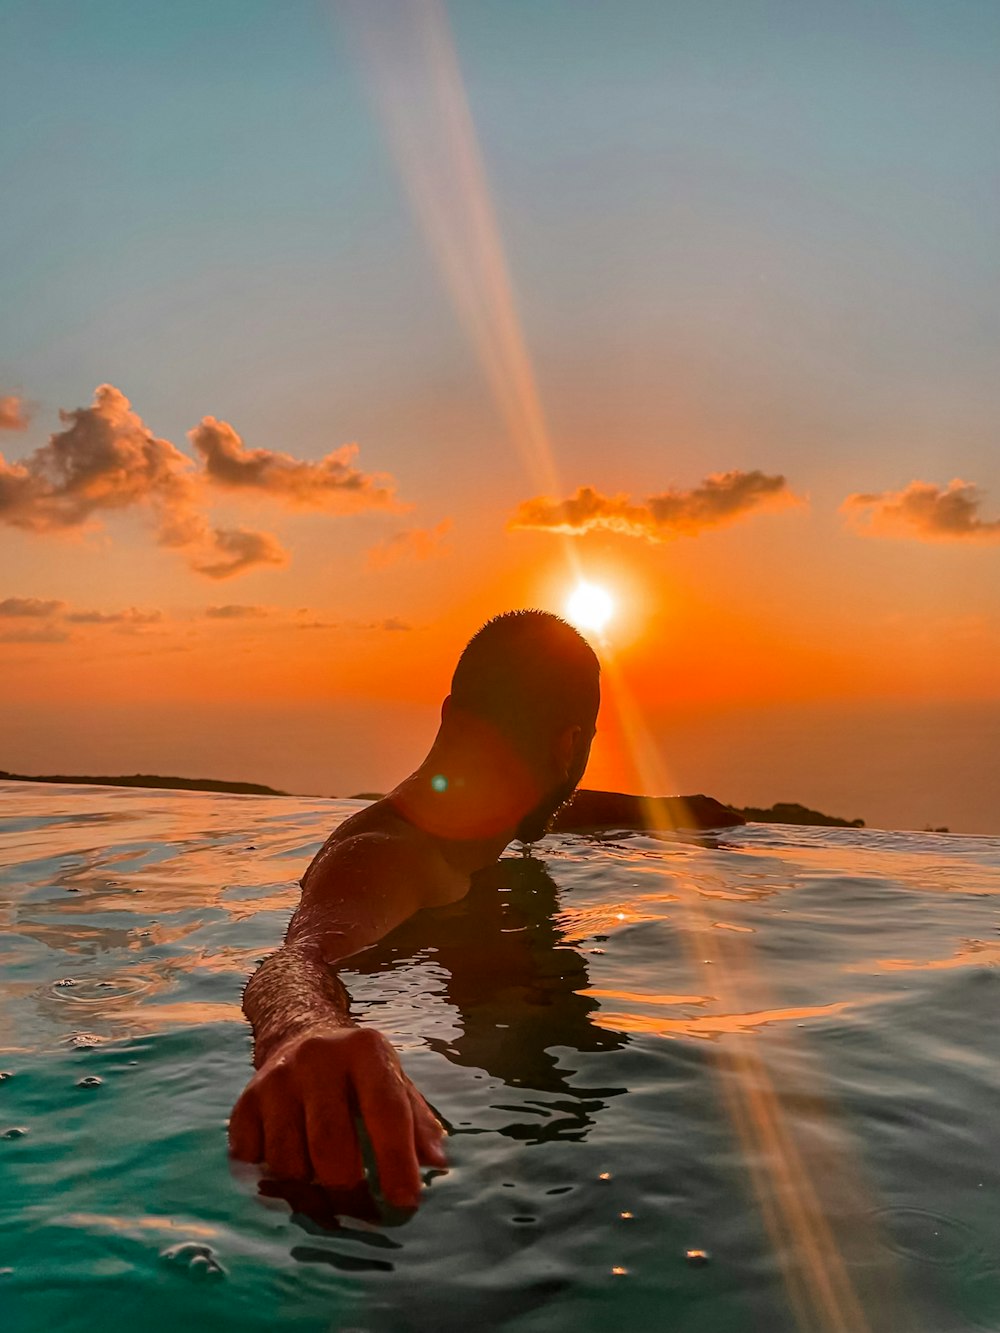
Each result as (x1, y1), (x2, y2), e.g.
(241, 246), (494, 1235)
(229, 609), (738, 1210)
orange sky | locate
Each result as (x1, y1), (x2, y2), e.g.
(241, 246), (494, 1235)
(2, 2), (999, 832)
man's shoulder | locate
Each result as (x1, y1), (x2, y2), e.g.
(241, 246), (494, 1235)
(302, 801), (467, 908)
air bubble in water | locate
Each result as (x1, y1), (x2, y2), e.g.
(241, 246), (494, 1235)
(2, 1127), (27, 1140)
(77, 1076), (103, 1088)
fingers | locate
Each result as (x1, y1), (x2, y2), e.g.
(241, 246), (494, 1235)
(228, 1089), (263, 1162)
(407, 1086), (448, 1169)
(304, 1087), (364, 1191)
(259, 1087), (312, 1181)
(354, 1064), (421, 1208)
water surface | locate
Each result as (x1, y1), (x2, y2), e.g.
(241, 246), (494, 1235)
(1, 781), (998, 1332)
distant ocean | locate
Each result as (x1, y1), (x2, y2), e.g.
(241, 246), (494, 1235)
(2, 781), (998, 1332)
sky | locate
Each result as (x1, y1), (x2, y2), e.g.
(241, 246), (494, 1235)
(1, 0), (998, 832)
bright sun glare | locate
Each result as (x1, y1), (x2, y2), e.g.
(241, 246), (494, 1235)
(565, 581), (615, 635)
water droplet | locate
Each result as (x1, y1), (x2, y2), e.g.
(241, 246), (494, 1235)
(611, 1265), (628, 1276)
(685, 1248), (710, 1266)
(160, 1242), (227, 1281)
(620, 1211), (634, 1220)
(589, 948), (605, 955)
(54, 978), (77, 988)
(76, 1076), (103, 1089)
(598, 1172), (611, 1182)
(2, 1127), (28, 1140)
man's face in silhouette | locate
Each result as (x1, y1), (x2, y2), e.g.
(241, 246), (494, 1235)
(513, 721), (596, 845)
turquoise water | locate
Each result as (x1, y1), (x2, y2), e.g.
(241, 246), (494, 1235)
(1, 781), (998, 1333)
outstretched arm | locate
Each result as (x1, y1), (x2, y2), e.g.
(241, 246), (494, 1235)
(229, 831), (464, 1208)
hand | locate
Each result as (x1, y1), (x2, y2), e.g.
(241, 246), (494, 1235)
(228, 1024), (447, 1209)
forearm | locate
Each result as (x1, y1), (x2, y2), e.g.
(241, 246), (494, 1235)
(242, 940), (354, 1069)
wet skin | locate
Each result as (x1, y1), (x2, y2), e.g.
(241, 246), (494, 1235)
(228, 711), (742, 1210)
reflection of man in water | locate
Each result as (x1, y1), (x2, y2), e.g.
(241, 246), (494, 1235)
(229, 609), (737, 1210)
(349, 853), (630, 1138)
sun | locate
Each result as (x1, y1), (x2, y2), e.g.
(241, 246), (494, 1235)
(565, 580), (616, 635)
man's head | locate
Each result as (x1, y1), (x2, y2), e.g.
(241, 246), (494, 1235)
(446, 609), (600, 841)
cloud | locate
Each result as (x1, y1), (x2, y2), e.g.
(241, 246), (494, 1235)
(296, 619), (339, 630)
(0, 395), (30, 431)
(841, 479), (1000, 543)
(64, 607), (163, 626)
(367, 518), (452, 569)
(204, 604), (271, 619)
(192, 527), (289, 579)
(1, 386), (407, 579)
(0, 626), (69, 644)
(0, 384), (203, 544)
(380, 616), (412, 631)
(508, 472), (801, 541)
(0, 596), (64, 618)
(189, 417), (401, 512)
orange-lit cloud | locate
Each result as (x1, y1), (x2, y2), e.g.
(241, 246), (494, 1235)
(367, 518), (452, 568)
(0, 597), (164, 642)
(0, 395), (31, 431)
(204, 604), (271, 619)
(191, 527), (289, 580)
(842, 479), (1000, 542)
(189, 417), (401, 512)
(0, 596), (65, 617)
(0, 625), (69, 644)
(64, 607), (163, 627)
(0, 384), (200, 539)
(509, 472), (801, 541)
(1, 386), (406, 579)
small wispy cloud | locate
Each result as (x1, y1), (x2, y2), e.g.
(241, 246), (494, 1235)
(367, 518), (452, 569)
(0, 596), (65, 618)
(191, 527), (289, 580)
(841, 479), (1000, 543)
(189, 417), (402, 512)
(204, 604), (271, 619)
(509, 472), (801, 542)
(64, 608), (163, 626)
(0, 395), (31, 431)
(0, 626), (69, 644)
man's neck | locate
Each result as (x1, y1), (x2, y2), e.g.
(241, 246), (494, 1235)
(387, 727), (546, 876)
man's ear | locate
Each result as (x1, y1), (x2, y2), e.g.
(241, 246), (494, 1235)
(555, 724), (582, 778)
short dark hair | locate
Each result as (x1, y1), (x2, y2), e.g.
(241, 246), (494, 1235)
(450, 610), (600, 753)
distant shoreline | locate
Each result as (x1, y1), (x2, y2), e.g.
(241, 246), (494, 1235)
(0, 768), (902, 830)
(0, 770), (289, 798)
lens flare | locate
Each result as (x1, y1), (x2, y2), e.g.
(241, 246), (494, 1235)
(566, 581), (615, 634)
